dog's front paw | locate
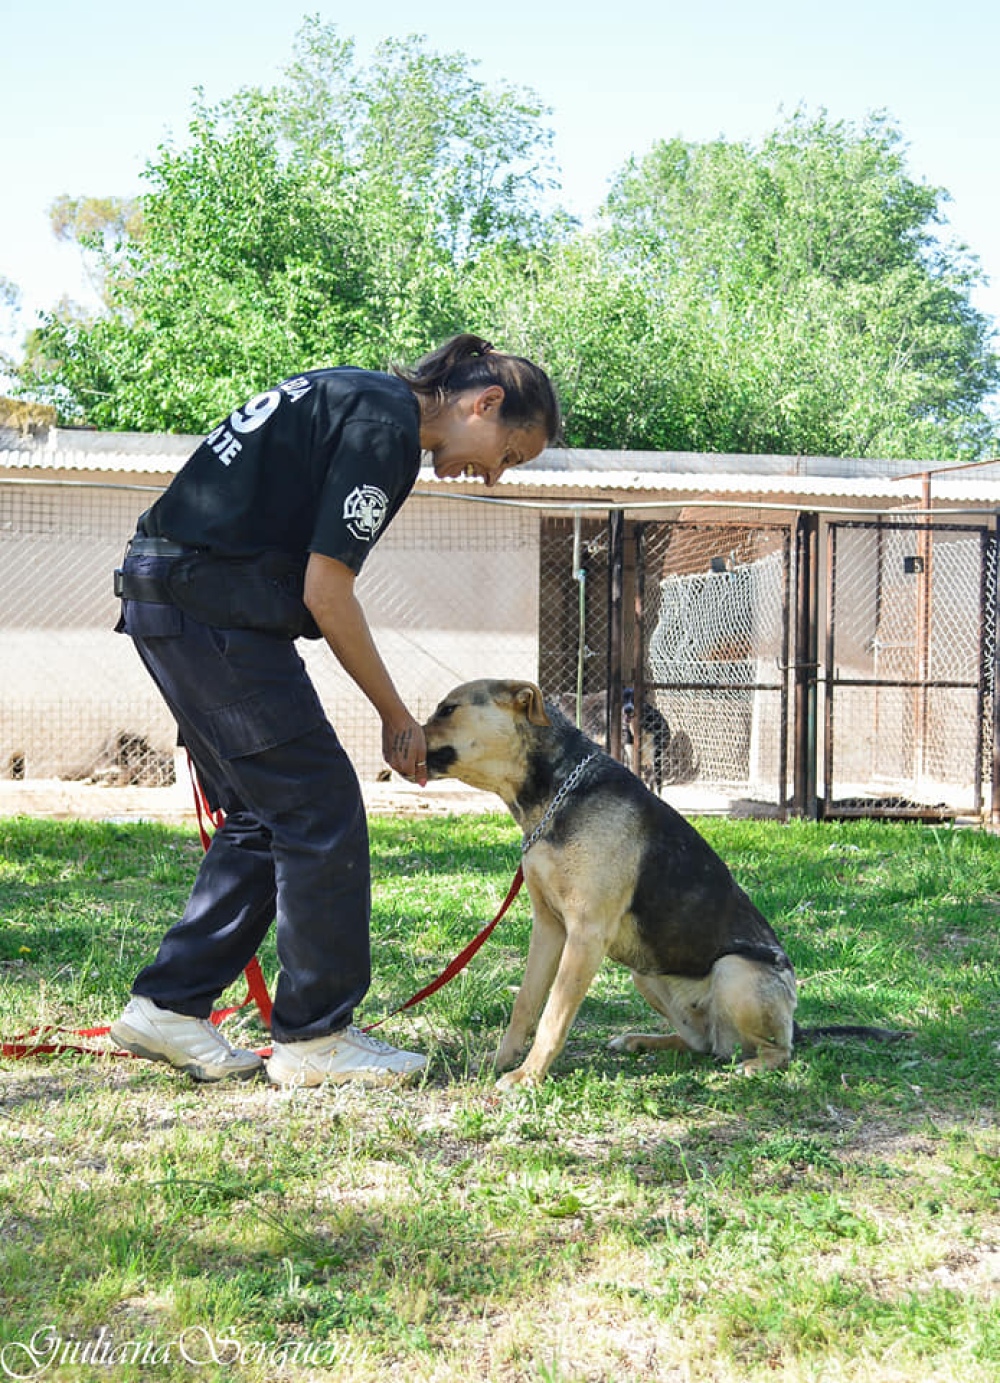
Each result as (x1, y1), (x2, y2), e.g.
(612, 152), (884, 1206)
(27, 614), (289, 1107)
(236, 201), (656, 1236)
(496, 1065), (543, 1093)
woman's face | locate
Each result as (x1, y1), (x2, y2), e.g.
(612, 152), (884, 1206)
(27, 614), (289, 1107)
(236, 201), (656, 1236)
(423, 386), (548, 487)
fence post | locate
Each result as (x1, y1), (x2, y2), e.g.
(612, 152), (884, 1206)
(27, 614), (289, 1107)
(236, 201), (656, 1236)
(572, 514), (587, 727)
(632, 522), (647, 781)
(993, 518), (1000, 826)
(793, 511), (819, 818)
(607, 509), (625, 761)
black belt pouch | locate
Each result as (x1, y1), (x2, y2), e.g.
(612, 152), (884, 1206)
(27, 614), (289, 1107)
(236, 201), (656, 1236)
(166, 552), (322, 640)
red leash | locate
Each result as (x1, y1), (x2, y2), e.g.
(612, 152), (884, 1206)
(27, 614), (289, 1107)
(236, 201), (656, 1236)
(0, 971), (270, 1062)
(362, 865), (524, 1032)
(2, 764), (272, 1062)
(186, 750), (225, 849)
(185, 765), (523, 1036)
(2, 760), (522, 1061)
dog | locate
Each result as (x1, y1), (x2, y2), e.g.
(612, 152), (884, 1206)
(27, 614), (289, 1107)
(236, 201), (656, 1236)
(424, 678), (904, 1090)
(622, 686), (674, 793)
(552, 688), (674, 794)
(423, 678), (800, 1090)
(551, 690), (608, 744)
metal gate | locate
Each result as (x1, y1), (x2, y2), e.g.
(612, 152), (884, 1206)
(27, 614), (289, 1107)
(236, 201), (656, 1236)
(544, 509), (998, 823)
(823, 518), (999, 820)
(538, 514), (794, 810)
(632, 519), (793, 810)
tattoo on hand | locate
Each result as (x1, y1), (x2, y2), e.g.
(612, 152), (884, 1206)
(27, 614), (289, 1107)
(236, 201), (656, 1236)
(392, 729), (413, 759)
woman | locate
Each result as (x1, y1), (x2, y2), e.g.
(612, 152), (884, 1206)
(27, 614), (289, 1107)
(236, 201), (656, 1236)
(110, 334), (560, 1086)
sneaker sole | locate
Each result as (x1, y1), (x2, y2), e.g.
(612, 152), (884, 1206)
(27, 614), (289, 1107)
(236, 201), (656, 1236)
(110, 1023), (264, 1083)
(264, 1056), (425, 1088)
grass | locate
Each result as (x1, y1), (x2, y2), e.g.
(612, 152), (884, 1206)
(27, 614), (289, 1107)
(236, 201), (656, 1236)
(1, 810), (999, 1382)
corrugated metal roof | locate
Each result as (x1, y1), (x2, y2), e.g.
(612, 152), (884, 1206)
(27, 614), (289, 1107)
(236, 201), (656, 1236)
(0, 428), (199, 475)
(419, 466), (1000, 507)
(2, 428), (999, 507)
(522, 447), (978, 479)
(472, 467), (927, 499)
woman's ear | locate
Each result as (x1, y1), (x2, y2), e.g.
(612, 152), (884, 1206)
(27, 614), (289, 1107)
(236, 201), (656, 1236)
(472, 384), (505, 417)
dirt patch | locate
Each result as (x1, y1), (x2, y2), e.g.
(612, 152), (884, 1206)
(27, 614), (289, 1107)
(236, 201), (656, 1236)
(0, 776), (495, 823)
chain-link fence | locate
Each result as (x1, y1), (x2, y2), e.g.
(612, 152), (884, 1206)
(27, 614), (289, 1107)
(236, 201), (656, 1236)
(639, 520), (790, 805)
(0, 481), (543, 787)
(824, 519), (997, 816)
(1, 479), (997, 820)
(2, 482), (174, 784)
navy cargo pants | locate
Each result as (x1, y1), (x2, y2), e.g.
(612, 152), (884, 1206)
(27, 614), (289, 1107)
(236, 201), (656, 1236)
(118, 552), (371, 1043)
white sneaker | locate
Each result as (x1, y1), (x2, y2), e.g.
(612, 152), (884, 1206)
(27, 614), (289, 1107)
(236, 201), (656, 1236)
(266, 1026), (426, 1088)
(110, 995), (264, 1082)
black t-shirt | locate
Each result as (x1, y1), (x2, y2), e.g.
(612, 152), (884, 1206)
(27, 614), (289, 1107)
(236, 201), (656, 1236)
(143, 369), (422, 573)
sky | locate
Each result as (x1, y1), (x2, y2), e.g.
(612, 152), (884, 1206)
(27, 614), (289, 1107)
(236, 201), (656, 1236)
(2, 0), (998, 367)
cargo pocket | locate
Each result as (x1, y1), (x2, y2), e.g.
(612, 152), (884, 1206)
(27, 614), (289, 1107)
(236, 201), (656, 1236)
(204, 682), (327, 761)
(203, 689), (344, 817)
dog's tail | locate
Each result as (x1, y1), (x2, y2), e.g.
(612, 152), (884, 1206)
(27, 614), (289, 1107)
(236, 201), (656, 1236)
(793, 1022), (913, 1046)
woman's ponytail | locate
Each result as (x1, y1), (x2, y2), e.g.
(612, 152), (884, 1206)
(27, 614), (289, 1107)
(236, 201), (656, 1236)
(394, 334), (561, 445)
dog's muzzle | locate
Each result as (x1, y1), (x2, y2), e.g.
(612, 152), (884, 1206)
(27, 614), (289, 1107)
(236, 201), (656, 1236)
(424, 746), (457, 778)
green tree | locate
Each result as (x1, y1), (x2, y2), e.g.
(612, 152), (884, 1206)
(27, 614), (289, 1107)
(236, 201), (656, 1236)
(600, 108), (998, 458)
(461, 234), (688, 448)
(47, 195), (144, 309)
(21, 21), (556, 431)
(0, 275), (20, 382)
(18, 71), (998, 459)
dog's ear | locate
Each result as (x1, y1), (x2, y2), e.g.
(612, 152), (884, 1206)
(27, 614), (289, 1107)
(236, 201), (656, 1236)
(514, 683), (550, 727)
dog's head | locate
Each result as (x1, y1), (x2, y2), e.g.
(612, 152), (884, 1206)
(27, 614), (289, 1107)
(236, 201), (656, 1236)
(423, 679), (550, 798)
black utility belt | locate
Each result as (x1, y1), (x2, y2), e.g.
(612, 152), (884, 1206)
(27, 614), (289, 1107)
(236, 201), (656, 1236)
(114, 568), (174, 602)
(114, 534), (200, 596)
(127, 535), (196, 558)
(114, 541), (322, 640)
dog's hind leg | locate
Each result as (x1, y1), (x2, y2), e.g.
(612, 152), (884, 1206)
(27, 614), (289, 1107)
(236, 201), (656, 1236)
(609, 972), (714, 1058)
(609, 1031), (698, 1055)
(710, 955), (796, 1073)
(497, 929), (607, 1091)
(495, 897), (565, 1074)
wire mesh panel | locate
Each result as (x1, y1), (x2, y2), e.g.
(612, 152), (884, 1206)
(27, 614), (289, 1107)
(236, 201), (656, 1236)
(0, 483), (178, 784)
(0, 483), (542, 786)
(825, 520), (993, 815)
(536, 515), (611, 742)
(1, 478), (995, 822)
(302, 496), (541, 777)
(638, 520), (791, 808)
(983, 532), (998, 814)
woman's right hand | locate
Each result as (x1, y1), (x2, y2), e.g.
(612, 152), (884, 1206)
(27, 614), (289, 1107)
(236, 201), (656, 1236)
(382, 715), (428, 786)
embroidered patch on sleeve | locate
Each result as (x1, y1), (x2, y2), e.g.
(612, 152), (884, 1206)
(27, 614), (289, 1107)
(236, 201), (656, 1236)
(343, 485), (390, 542)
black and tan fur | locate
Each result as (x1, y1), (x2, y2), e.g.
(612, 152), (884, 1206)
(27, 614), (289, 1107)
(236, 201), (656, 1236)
(423, 678), (805, 1090)
(425, 679), (907, 1087)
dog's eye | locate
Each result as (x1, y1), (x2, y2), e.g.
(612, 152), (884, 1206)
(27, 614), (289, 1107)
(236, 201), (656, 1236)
(435, 703), (457, 719)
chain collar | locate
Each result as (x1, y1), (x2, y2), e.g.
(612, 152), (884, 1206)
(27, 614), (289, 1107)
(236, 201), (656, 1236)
(521, 752), (599, 856)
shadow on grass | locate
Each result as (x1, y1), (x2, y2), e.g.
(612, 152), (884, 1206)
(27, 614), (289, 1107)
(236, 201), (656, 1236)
(3, 814), (998, 1129)
(0, 1155), (597, 1351)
